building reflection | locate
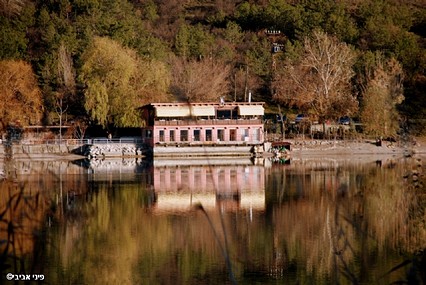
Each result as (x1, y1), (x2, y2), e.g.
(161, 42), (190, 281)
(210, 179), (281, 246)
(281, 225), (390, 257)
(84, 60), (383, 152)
(152, 158), (265, 212)
(75, 157), (266, 212)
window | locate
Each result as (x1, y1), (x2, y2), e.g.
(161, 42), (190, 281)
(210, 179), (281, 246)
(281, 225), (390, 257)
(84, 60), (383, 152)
(241, 129), (249, 141)
(254, 128), (260, 141)
(217, 129), (224, 141)
(230, 129), (236, 141)
(170, 130), (175, 142)
(194, 130), (200, 141)
(180, 130), (188, 141)
(159, 130), (165, 142)
(217, 110), (232, 119)
(205, 129), (212, 141)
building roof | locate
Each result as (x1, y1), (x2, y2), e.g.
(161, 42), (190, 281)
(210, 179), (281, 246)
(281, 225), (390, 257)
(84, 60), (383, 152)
(155, 105), (216, 117)
(238, 105), (264, 116)
(147, 102), (265, 118)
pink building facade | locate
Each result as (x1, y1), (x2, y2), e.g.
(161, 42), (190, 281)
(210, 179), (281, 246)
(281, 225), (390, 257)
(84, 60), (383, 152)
(140, 102), (265, 149)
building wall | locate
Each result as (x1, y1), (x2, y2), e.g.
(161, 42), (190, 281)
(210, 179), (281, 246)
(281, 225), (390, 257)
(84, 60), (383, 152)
(140, 103), (266, 147)
(149, 123), (263, 145)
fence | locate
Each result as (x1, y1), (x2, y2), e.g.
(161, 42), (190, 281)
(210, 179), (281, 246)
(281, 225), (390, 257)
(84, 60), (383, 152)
(0, 138), (144, 145)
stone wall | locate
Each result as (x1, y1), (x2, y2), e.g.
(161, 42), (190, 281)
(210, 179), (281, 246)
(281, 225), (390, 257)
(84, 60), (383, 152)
(79, 143), (144, 158)
(0, 143), (85, 157)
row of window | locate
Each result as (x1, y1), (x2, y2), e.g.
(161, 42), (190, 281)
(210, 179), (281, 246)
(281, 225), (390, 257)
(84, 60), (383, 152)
(157, 128), (260, 142)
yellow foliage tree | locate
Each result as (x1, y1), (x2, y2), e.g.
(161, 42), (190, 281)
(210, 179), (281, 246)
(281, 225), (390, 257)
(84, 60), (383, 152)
(0, 60), (43, 132)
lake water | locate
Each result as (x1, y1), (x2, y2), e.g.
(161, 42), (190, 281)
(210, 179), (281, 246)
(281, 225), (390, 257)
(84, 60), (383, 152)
(1, 155), (425, 284)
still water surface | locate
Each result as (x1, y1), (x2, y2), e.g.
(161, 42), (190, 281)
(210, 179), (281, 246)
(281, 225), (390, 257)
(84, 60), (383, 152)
(1, 155), (425, 284)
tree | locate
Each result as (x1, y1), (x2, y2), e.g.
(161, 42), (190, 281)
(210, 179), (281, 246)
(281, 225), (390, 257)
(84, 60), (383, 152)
(79, 37), (170, 128)
(0, 60), (43, 131)
(360, 54), (404, 137)
(0, 1), (34, 59)
(170, 58), (231, 102)
(55, 42), (75, 141)
(174, 23), (215, 60)
(0, 0), (26, 17)
(272, 30), (358, 121)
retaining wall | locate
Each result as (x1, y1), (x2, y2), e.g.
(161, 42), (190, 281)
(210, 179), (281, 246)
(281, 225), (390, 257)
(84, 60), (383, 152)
(0, 143), (85, 156)
(153, 145), (255, 157)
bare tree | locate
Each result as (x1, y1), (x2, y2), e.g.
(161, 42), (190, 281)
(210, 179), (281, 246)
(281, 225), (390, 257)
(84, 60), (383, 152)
(273, 30), (358, 121)
(0, 0), (26, 17)
(56, 43), (75, 142)
(170, 58), (231, 102)
(71, 118), (89, 140)
(57, 43), (76, 96)
(230, 66), (261, 102)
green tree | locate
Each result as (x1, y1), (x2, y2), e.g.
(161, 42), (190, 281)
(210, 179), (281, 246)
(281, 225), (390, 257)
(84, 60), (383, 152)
(72, 0), (169, 60)
(79, 37), (169, 128)
(245, 34), (272, 79)
(234, 2), (262, 31)
(223, 21), (244, 45)
(360, 53), (404, 137)
(293, 0), (358, 41)
(175, 23), (191, 59)
(175, 23), (215, 59)
(0, 60), (43, 131)
(0, 2), (35, 59)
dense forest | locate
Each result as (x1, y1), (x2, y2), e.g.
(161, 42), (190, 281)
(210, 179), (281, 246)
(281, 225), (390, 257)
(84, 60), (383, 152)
(0, 0), (425, 138)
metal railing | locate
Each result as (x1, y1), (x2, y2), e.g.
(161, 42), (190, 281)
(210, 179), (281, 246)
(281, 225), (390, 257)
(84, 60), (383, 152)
(0, 138), (144, 145)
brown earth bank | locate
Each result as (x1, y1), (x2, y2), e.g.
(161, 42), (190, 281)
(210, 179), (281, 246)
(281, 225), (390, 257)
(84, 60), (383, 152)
(282, 136), (426, 157)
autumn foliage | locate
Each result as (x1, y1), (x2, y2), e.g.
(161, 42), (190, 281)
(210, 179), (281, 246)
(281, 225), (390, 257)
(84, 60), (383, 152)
(0, 60), (43, 131)
(0, 0), (424, 134)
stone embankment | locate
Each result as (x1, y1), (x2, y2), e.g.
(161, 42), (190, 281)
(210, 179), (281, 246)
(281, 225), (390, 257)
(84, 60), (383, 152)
(0, 143), (85, 159)
(0, 141), (145, 159)
(79, 143), (144, 158)
(1, 137), (425, 160)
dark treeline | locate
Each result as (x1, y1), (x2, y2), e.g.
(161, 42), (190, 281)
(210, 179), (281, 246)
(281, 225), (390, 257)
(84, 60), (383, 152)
(0, 0), (425, 137)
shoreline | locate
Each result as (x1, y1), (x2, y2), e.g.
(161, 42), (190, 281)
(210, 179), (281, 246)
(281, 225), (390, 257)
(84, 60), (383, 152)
(287, 139), (425, 155)
(0, 138), (425, 161)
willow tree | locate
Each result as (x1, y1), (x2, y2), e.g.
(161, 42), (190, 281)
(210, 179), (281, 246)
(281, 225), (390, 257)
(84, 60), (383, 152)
(360, 54), (404, 138)
(272, 30), (358, 121)
(79, 37), (170, 128)
(0, 60), (43, 131)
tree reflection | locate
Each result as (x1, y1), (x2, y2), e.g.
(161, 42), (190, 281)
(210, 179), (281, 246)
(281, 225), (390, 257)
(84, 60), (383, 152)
(0, 178), (48, 276)
(265, 157), (426, 284)
(2, 156), (425, 284)
(0, 158), (88, 281)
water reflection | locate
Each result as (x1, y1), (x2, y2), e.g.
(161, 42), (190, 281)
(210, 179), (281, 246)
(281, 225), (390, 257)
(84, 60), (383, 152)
(152, 158), (265, 213)
(0, 155), (425, 284)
